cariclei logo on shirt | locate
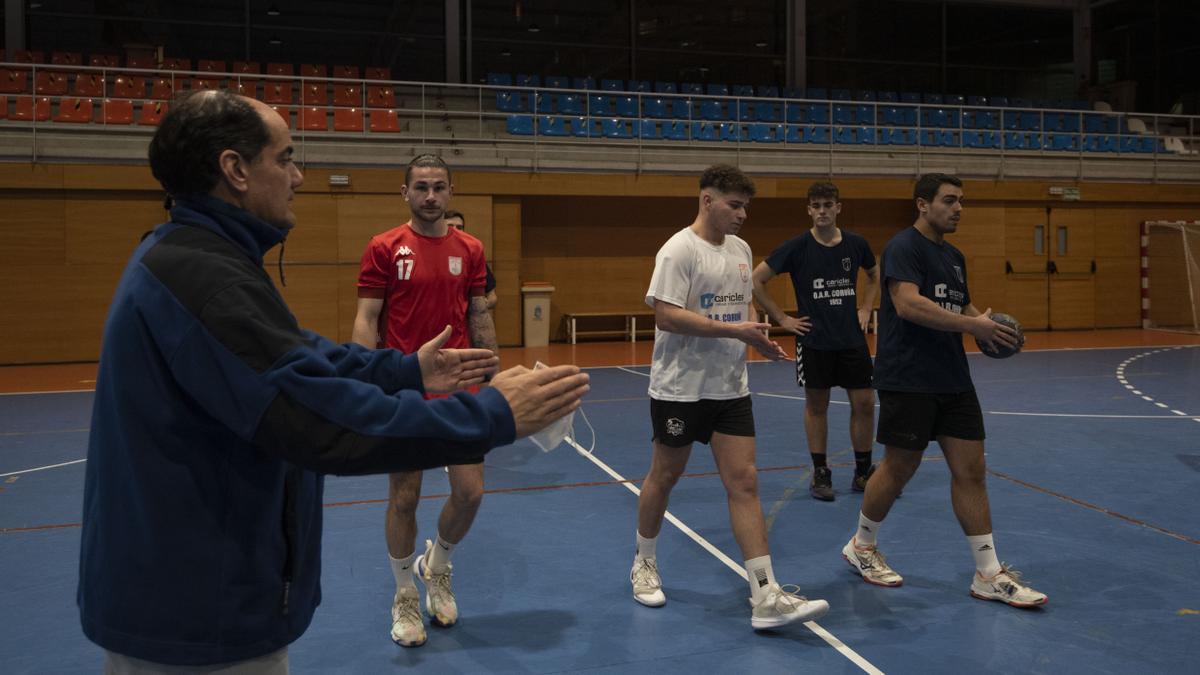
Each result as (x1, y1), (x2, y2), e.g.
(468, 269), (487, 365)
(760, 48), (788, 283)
(700, 291), (745, 322)
(811, 277), (856, 305)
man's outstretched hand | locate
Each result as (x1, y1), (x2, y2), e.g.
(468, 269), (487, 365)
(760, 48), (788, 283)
(418, 325), (500, 393)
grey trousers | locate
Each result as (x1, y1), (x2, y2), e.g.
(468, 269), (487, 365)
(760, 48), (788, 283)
(104, 648), (288, 675)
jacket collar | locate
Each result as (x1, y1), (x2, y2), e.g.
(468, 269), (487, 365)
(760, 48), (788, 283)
(169, 194), (287, 264)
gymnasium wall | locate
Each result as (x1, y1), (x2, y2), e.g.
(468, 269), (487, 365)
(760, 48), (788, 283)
(0, 164), (1196, 364)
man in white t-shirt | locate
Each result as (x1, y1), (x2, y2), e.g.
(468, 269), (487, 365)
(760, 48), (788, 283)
(631, 164), (830, 631)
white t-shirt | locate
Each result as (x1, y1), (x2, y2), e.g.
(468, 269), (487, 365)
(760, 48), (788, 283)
(645, 227), (754, 401)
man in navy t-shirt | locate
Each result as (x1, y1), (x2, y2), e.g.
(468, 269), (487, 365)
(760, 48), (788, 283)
(839, 173), (1048, 609)
(752, 182), (879, 501)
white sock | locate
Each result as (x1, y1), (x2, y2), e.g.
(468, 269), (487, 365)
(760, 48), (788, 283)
(854, 512), (883, 548)
(636, 531), (657, 560)
(427, 534), (456, 573)
(390, 551), (418, 593)
(745, 555), (777, 604)
(967, 533), (1002, 578)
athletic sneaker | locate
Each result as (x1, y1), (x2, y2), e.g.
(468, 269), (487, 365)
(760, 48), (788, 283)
(415, 539), (459, 627)
(750, 584), (829, 630)
(810, 466), (835, 501)
(841, 537), (904, 587)
(390, 586), (426, 647)
(630, 556), (666, 607)
(970, 564), (1048, 608)
(852, 464), (876, 492)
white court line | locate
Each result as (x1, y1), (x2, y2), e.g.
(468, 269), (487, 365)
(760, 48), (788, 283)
(0, 458), (86, 477)
(567, 437), (883, 675)
(616, 366), (650, 378)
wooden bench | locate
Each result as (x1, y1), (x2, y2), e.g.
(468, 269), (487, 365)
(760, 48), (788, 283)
(563, 311), (657, 344)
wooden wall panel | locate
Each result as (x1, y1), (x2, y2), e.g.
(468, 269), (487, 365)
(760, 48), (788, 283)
(1094, 208), (1141, 258)
(264, 264), (341, 340)
(335, 194), (408, 263)
(948, 207), (1006, 258)
(1005, 278), (1049, 330)
(0, 265), (123, 362)
(448, 195), (494, 258)
(64, 195), (168, 265)
(1049, 279), (1096, 329)
(337, 264), (362, 344)
(966, 256), (1007, 315)
(1095, 257), (1141, 328)
(492, 198), (522, 346)
(0, 195), (67, 265)
(286, 194), (339, 263)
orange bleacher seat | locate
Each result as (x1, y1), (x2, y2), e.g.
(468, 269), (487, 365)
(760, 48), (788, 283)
(35, 71), (68, 96)
(102, 99), (134, 125)
(54, 97), (94, 123)
(299, 106), (328, 131)
(0, 95), (6, 119)
(233, 79), (260, 97)
(191, 77), (221, 92)
(10, 50), (45, 63)
(73, 73), (104, 96)
(89, 54), (120, 68)
(369, 108), (401, 132)
(113, 75), (146, 98)
(267, 63), (294, 77)
(126, 54), (154, 69)
(333, 65), (360, 79)
(162, 57), (191, 71)
(301, 82), (327, 105)
(150, 77), (177, 100)
(51, 52), (83, 66)
(364, 67), (390, 80)
(12, 96), (51, 121)
(366, 85), (395, 108)
(233, 61), (261, 74)
(263, 82), (293, 104)
(197, 59), (226, 73)
(300, 64), (327, 78)
(139, 100), (167, 126)
(333, 84), (363, 106)
(333, 107), (364, 132)
(0, 68), (30, 94)
(271, 105), (293, 128)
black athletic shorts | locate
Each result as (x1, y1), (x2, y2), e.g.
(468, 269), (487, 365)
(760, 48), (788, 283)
(796, 343), (873, 390)
(650, 396), (755, 447)
(876, 390), (985, 451)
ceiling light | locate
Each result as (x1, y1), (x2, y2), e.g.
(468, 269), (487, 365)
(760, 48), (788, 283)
(527, 23), (540, 33)
(269, 34), (282, 45)
(267, 4), (280, 16)
(755, 41), (768, 48)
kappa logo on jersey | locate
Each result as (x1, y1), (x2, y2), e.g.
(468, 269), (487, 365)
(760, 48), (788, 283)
(448, 256), (462, 276)
(842, 257), (852, 272)
(394, 245), (414, 259)
(739, 263), (749, 282)
(953, 265), (964, 283)
(665, 417), (685, 436)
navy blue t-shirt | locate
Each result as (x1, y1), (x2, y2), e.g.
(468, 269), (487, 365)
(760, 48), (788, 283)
(872, 226), (974, 393)
(765, 230), (876, 350)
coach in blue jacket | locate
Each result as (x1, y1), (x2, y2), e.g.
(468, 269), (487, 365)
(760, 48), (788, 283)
(77, 90), (588, 672)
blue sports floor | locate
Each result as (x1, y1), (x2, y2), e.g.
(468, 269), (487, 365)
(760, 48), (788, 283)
(2, 345), (1199, 673)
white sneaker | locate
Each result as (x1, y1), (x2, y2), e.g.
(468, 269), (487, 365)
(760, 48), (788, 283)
(630, 556), (666, 607)
(970, 564), (1048, 608)
(415, 539), (459, 627)
(390, 586), (426, 647)
(842, 537), (904, 587)
(750, 583), (829, 630)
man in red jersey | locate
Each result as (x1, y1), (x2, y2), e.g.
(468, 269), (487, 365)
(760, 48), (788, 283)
(353, 154), (499, 648)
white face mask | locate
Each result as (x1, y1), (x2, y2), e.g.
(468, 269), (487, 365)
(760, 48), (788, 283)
(528, 361), (577, 453)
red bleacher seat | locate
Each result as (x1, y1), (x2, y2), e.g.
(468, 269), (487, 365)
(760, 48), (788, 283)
(333, 84), (363, 106)
(232, 79), (260, 97)
(333, 65), (360, 79)
(190, 78), (221, 92)
(369, 109), (401, 132)
(0, 68), (30, 94)
(139, 101), (167, 126)
(263, 82), (293, 104)
(12, 96), (51, 121)
(366, 85), (395, 108)
(126, 54), (154, 69)
(51, 52), (83, 66)
(54, 97), (94, 123)
(89, 54), (120, 68)
(271, 105), (293, 128)
(113, 76), (145, 98)
(162, 57), (191, 71)
(364, 67), (390, 80)
(299, 106), (328, 131)
(73, 73), (104, 97)
(10, 51), (44, 64)
(333, 107), (364, 132)
(197, 59), (226, 73)
(150, 77), (177, 100)
(102, 99), (134, 125)
(233, 61), (261, 74)
(35, 71), (68, 96)
(267, 63), (294, 76)
(0, 94), (6, 119)
(300, 64), (327, 78)
(301, 82), (327, 105)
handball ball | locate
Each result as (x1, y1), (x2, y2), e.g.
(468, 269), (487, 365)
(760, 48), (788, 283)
(977, 313), (1025, 359)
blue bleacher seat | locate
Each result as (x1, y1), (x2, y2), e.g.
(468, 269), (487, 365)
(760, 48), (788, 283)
(833, 105), (855, 125)
(515, 74), (540, 87)
(900, 92), (922, 104)
(572, 76), (595, 90)
(681, 82), (703, 95)
(1084, 134), (1117, 152)
(486, 73), (512, 86)
(967, 95), (988, 106)
(588, 94), (613, 115)
(855, 90), (876, 102)
(782, 87), (805, 99)
(786, 124), (802, 143)
(506, 114), (533, 135)
(830, 88), (852, 101)
(923, 93), (943, 105)
(754, 101), (781, 122)
(737, 101), (756, 122)
(698, 99), (728, 121)
(806, 87), (828, 100)
(717, 122), (740, 142)
(643, 98), (668, 118)
(691, 121), (718, 141)
(614, 96), (638, 117)
(990, 96), (1009, 107)
(569, 116), (592, 137)
(640, 119), (662, 140)
(1019, 111), (1042, 131)
(757, 85), (779, 98)
(920, 129), (956, 146)
(669, 97), (691, 120)
(1002, 111), (1022, 130)
(601, 118), (632, 138)
(746, 123), (778, 143)
(921, 108), (949, 128)
(496, 91), (529, 113)
(538, 115), (568, 136)
(944, 94), (965, 106)
(1011, 97), (1032, 108)
(631, 81), (652, 92)
(544, 75), (569, 89)
(877, 91), (898, 103)
(785, 102), (805, 123)
(807, 103), (831, 124)
(663, 120), (689, 140)
(535, 93), (556, 114)
(601, 79), (624, 92)
(835, 126), (857, 144)
(962, 130), (1001, 149)
(732, 84), (754, 97)
(806, 125), (831, 144)
(654, 81), (677, 94)
(880, 128), (916, 145)
(706, 83), (729, 96)
(1044, 133), (1075, 151)
(559, 94), (584, 115)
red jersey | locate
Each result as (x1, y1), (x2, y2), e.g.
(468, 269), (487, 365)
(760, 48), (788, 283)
(357, 222), (487, 353)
